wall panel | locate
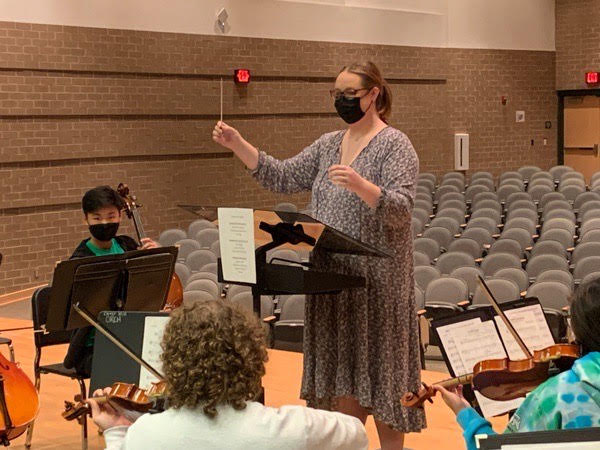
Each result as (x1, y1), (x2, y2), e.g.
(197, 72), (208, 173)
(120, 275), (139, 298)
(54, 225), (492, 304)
(0, 22), (557, 294)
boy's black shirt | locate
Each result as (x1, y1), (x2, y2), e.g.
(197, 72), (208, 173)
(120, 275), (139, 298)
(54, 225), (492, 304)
(63, 235), (139, 377)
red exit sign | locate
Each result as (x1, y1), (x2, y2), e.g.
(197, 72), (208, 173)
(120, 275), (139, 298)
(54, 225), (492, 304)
(234, 69), (251, 84)
(586, 71), (599, 85)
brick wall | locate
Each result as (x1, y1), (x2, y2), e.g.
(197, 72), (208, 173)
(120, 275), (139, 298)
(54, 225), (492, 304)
(556, 0), (600, 90)
(448, 49), (557, 173)
(0, 21), (557, 294)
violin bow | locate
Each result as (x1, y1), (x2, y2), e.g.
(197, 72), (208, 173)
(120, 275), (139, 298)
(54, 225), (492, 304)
(476, 275), (532, 359)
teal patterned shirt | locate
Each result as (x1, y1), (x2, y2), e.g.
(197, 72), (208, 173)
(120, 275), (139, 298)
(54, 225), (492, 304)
(456, 351), (600, 450)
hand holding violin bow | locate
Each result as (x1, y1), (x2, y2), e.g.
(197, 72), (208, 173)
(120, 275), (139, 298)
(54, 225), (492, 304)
(63, 381), (166, 431)
(87, 388), (135, 432)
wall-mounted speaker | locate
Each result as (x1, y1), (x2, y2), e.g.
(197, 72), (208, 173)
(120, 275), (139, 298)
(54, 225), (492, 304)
(454, 133), (469, 171)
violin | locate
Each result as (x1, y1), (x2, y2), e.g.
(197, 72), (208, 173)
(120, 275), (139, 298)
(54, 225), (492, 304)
(471, 342), (579, 400)
(402, 343), (579, 408)
(63, 381), (167, 422)
(117, 183), (183, 310)
(402, 276), (581, 409)
(0, 351), (39, 445)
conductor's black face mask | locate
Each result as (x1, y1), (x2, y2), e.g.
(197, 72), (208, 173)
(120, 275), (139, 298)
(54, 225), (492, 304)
(333, 90), (373, 124)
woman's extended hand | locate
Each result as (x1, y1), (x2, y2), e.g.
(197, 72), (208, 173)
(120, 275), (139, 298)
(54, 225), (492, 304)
(328, 165), (365, 193)
(212, 121), (243, 150)
(433, 384), (470, 416)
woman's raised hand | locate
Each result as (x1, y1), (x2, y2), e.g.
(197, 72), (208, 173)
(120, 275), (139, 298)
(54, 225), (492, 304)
(211, 121), (259, 170)
(212, 121), (243, 150)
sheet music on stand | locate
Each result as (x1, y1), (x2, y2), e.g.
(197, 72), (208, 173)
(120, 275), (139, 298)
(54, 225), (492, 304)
(493, 304), (555, 360)
(138, 315), (170, 389)
(432, 298), (555, 418)
(90, 311), (169, 393)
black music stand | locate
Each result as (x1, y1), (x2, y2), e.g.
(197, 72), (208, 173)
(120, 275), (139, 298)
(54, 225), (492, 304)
(45, 247), (178, 380)
(180, 206), (391, 314)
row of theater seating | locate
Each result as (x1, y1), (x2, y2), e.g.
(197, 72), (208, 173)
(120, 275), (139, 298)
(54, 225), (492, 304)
(413, 165), (600, 346)
(156, 165), (600, 354)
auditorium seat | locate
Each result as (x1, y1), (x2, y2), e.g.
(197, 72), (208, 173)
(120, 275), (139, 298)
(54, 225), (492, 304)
(538, 228), (574, 250)
(174, 238), (202, 263)
(448, 238), (483, 259)
(518, 165), (542, 180)
(573, 256), (600, 283)
(435, 251), (475, 275)
(494, 267), (529, 294)
(414, 238), (441, 261)
(415, 265), (441, 292)
(526, 254), (569, 280)
(481, 253), (522, 277)
(471, 278), (520, 306)
(450, 266), (484, 299)
(527, 281), (571, 310)
(187, 219), (216, 239)
(489, 238), (523, 259)
(194, 228), (220, 249)
(549, 165), (573, 181)
(530, 240), (568, 259)
(184, 279), (220, 298)
(539, 191), (566, 209)
(174, 263), (191, 287)
(185, 249), (217, 273)
(536, 269), (574, 291)
(159, 228), (187, 247)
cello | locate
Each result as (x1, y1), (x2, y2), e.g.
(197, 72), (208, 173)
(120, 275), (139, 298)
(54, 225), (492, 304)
(402, 276), (580, 408)
(0, 254), (39, 445)
(117, 183), (183, 310)
(0, 351), (39, 445)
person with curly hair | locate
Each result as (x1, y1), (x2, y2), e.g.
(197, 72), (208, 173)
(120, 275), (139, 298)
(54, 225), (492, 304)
(88, 300), (368, 449)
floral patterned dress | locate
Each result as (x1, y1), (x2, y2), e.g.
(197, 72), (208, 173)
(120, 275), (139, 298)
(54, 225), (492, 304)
(252, 126), (426, 431)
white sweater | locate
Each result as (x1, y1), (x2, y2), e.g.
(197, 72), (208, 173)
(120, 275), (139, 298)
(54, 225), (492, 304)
(103, 401), (368, 450)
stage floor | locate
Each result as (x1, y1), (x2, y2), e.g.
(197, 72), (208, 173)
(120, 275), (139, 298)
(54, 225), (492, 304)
(1, 314), (507, 449)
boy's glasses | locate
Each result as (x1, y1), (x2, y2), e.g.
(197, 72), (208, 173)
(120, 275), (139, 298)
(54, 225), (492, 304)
(329, 88), (368, 100)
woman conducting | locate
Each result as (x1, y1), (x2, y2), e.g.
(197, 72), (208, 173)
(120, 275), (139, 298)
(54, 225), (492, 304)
(213, 61), (425, 448)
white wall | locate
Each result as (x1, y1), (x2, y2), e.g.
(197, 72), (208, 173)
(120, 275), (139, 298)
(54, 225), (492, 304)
(448, 0), (555, 51)
(0, 0), (555, 50)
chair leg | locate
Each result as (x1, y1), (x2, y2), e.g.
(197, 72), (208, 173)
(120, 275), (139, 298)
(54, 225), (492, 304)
(24, 373), (41, 448)
(78, 379), (88, 450)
